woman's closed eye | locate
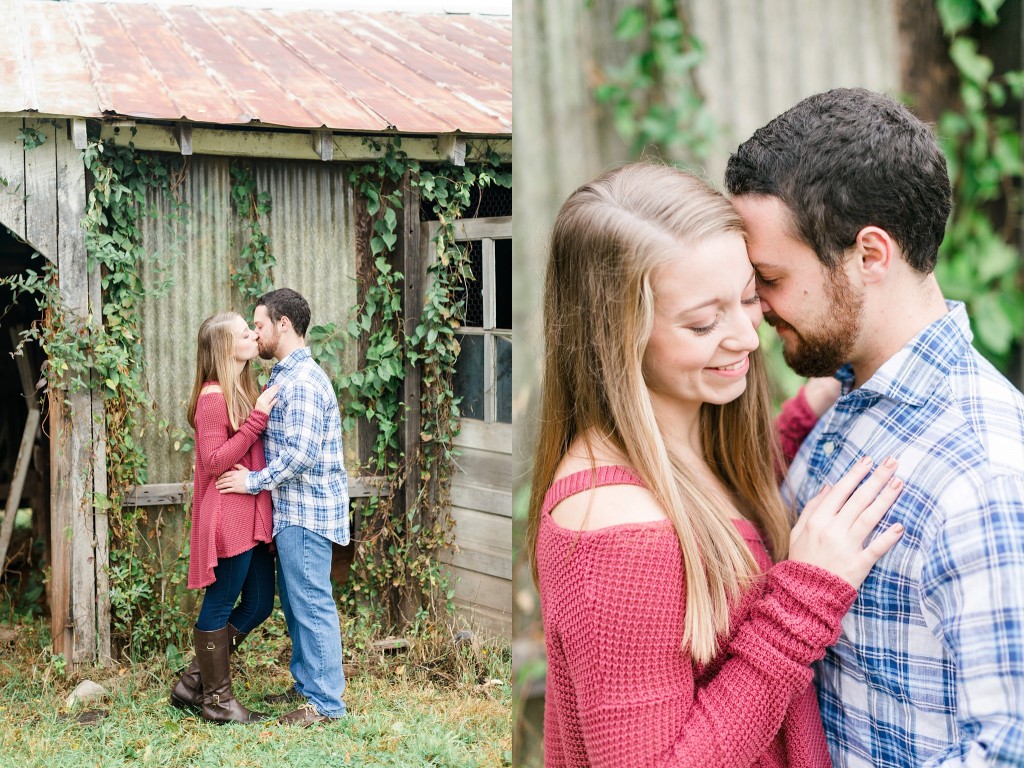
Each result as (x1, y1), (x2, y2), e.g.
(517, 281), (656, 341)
(690, 317), (720, 336)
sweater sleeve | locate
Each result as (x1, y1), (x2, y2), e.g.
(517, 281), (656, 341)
(575, 533), (855, 768)
(195, 394), (270, 478)
(776, 387), (819, 467)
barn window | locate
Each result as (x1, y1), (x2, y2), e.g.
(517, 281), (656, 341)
(425, 216), (512, 425)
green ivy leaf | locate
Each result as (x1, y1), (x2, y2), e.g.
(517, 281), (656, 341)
(614, 6), (647, 40)
(950, 38), (993, 85)
(972, 293), (1015, 353)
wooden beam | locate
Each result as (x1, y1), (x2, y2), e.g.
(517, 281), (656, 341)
(95, 123), (511, 163)
(312, 129), (333, 162)
(398, 174), (424, 627)
(54, 122), (98, 664)
(437, 133), (466, 166)
(175, 122), (193, 156)
(0, 119), (27, 241)
(70, 119), (88, 150)
(124, 476), (390, 507)
(10, 328), (36, 409)
(0, 409), (41, 573)
(24, 118), (58, 262)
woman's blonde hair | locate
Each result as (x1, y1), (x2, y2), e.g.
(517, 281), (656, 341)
(186, 312), (260, 431)
(527, 163), (792, 665)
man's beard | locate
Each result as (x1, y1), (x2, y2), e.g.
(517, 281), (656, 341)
(257, 329), (279, 360)
(767, 272), (863, 378)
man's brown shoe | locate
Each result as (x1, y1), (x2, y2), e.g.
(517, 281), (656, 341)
(279, 703), (330, 726)
(264, 687), (304, 705)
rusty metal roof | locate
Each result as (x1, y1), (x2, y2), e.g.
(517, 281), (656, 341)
(1, 1), (511, 135)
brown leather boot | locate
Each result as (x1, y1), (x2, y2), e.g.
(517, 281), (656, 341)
(194, 626), (267, 724)
(279, 702), (330, 727)
(170, 623), (248, 711)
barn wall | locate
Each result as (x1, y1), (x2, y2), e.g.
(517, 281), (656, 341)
(445, 420), (513, 639)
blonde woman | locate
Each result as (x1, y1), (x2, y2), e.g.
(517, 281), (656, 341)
(169, 312), (279, 723)
(527, 163), (905, 766)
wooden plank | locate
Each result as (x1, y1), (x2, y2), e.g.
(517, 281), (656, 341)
(452, 598), (510, 640)
(97, 124), (512, 163)
(10, 327), (37, 410)
(449, 505), (512, 556)
(56, 123), (97, 663)
(0, 409), (41, 572)
(425, 216), (512, 244)
(447, 565), (512, 616)
(442, 547), (512, 581)
(67, 388), (96, 665)
(453, 419), (513, 454)
(402, 175), (423, 533)
(124, 475), (390, 506)
(450, 483), (512, 518)
(452, 446), (513, 489)
(56, 119), (88, 312)
(48, 392), (72, 659)
(0, 119), (27, 241)
(24, 117), (58, 262)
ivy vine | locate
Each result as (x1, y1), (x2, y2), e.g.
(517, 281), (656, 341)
(229, 163), (276, 320)
(934, 0), (1024, 371)
(341, 139), (511, 632)
(592, 0), (720, 165)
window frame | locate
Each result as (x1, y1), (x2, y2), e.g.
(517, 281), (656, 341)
(423, 216), (512, 425)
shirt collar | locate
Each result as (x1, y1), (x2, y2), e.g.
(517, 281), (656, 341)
(272, 346), (311, 376)
(837, 300), (972, 407)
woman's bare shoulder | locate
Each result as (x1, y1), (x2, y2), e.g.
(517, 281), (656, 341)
(549, 433), (669, 531)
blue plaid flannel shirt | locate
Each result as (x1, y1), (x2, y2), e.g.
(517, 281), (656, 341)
(246, 347), (350, 545)
(785, 302), (1024, 766)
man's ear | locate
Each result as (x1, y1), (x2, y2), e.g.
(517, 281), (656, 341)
(853, 226), (895, 284)
(279, 315), (293, 333)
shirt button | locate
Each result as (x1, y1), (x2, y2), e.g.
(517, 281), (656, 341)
(822, 441), (835, 456)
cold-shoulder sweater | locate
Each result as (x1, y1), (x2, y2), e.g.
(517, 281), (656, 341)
(187, 388), (274, 589)
(537, 459), (855, 766)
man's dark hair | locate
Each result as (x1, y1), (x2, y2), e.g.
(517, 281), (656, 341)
(725, 87), (952, 274)
(257, 288), (311, 337)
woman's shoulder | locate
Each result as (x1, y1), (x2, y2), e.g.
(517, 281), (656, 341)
(547, 435), (669, 532)
(195, 385), (229, 421)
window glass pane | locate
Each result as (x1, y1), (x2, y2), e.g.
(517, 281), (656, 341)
(453, 333), (485, 420)
(495, 239), (512, 331)
(451, 240), (484, 328)
(496, 335), (511, 424)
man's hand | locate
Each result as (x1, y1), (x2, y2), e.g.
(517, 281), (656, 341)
(216, 464), (253, 495)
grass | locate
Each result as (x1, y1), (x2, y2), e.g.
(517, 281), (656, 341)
(0, 612), (511, 768)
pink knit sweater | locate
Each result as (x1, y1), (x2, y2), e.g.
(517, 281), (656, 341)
(188, 389), (273, 589)
(537, 464), (856, 767)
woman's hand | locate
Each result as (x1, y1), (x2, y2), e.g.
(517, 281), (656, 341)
(803, 376), (842, 417)
(788, 457), (905, 589)
(255, 384), (280, 415)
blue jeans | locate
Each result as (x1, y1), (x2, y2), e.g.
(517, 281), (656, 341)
(196, 543), (275, 634)
(275, 525), (346, 717)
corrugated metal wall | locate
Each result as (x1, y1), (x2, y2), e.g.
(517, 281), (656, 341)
(689, 0), (901, 181)
(139, 155), (359, 485)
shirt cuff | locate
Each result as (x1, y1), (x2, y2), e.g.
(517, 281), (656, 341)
(246, 469), (267, 494)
